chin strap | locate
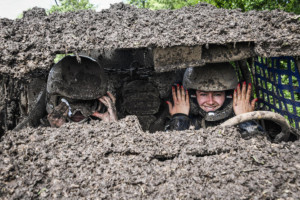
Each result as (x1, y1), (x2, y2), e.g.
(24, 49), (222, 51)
(202, 101), (233, 121)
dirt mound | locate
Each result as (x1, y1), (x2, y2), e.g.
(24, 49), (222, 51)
(0, 3), (300, 77)
(1, 116), (299, 199)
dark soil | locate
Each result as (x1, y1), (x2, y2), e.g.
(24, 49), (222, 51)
(0, 3), (300, 78)
(1, 116), (299, 199)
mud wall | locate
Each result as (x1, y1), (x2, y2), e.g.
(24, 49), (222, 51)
(0, 75), (47, 136)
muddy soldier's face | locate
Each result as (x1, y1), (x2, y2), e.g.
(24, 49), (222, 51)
(196, 91), (226, 112)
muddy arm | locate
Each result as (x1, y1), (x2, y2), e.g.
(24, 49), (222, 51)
(13, 89), (47, 131)
(221, 111), (291, 142)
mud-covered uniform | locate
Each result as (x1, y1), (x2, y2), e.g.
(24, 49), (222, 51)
(13, 55), (117, 130)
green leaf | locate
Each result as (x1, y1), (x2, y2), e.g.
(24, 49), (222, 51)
(48, 0), (95, 14)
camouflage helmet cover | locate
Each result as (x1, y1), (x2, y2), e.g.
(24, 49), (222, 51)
(47, 55), (107, 100)
(183, 63), (238, 91)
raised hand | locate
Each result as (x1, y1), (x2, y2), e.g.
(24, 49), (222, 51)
(92, 91), (118, 122)
(233, 82), (258, 116)
(47, 102), (69, 128)
(166, 84), (190, 116)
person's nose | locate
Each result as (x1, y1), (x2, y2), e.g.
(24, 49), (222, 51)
(207, 94), (214, 104)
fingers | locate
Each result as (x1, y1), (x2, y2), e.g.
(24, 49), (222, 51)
(47, 113), (66, 128)
(172, 86), (178, 104)
(92, 111), (104, 120)
(56, 102), (68, 112)
(107, 91), (116, 104)
(99, 97), (109, 107)
(166, 101), (173, 115)
(237, 83), (241, 100)
(175, 84), (188, 103)
(246, 83), (252, 102)
(99, 96), (114, 107)
(95, 92), (118, 122)
(236, 82), (250, 101)
(180, 85), (185, 101)
(185, 89), (189, 103)
(98, 92), (117, 111)
(99, 96), (117, 118)
(63, 107), (69, 117)
(241, 81), (246, 100)
(233, 82), (257, 115)
(233, 89), (237, 106)
(251, 98), (258, 111)
(176, 84), (181, 102)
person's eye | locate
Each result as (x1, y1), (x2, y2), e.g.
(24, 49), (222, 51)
(200, 93), (207, 96)
(214, 93), (222, 96)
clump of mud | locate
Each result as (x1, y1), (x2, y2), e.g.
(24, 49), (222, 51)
(0, 3), (300, 77)
(1, 116), (299, 199)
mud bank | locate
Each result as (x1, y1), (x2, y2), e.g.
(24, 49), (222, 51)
(1, 116), (299, 199)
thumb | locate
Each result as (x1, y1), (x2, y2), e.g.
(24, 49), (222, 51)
(92, 111), (104, 120)
(166, 101), (173, 114)
(251, 98), (258, 110)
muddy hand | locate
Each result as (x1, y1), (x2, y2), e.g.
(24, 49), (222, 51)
(92, 91), (118, 122)
(233, 82), (258, 115)
(166, 84), (190, 116)
(47, 102), (69, 128)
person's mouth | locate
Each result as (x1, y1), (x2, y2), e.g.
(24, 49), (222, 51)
(202, 106), (218, 112)
(70, 111), (86, 122)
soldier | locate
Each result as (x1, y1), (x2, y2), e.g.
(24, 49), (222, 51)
(46, 55), (117, 128)
(10, 55), (115, 130)
(166, 62), (263, 138)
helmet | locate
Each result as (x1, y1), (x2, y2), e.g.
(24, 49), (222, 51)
(47, 55), (107, 100)
(183, 63), (238, 91)
(46, 55), (107, 120)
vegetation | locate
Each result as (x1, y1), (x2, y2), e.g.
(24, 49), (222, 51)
(127, 0), (198, 10)
(16, 0), (95, 19)
(127, 0), (300, 14)
(48, 0), (95, 14)
(54, 54), (74, 63)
